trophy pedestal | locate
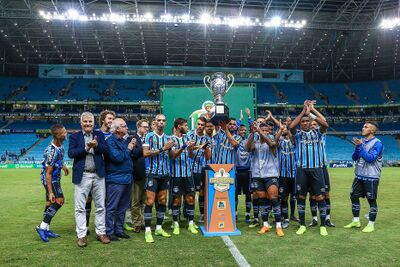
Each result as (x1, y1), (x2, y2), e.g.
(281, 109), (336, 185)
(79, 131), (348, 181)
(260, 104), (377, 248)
(211, 103), (229, 124)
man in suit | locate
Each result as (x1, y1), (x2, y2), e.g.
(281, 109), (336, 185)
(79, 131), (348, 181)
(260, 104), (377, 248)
(127, 119), (150, 233)
(85, 110), (116, 235)
(105, 118), (135, 241)
(68, 112), (110, 247)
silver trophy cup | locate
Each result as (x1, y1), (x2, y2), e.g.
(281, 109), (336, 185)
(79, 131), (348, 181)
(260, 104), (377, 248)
(203, 72), (235, 123)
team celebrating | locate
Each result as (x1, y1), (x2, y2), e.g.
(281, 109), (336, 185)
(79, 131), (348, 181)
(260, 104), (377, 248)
(35, 100), (384, 246)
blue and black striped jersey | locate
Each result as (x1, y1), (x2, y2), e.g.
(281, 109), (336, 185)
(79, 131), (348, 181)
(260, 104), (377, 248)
(170, 135), (192, 177)
(40, 143), (64, 185)
(206, 135), (216, 165)
(278, 138), (296, 178)
(187, 131), (208, 173)
(236, 138), (251, 169)
(213, 129), (241, 165)
(320, 133), (328, 166)
(143, 132), (170, 176)
(294, 129), (324, 169)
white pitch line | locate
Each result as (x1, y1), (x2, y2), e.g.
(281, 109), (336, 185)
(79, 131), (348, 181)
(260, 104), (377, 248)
(221, 236), (251, 267)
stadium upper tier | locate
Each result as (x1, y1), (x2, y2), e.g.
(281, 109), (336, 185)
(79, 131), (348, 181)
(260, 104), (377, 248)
(1, 77), (399, 105)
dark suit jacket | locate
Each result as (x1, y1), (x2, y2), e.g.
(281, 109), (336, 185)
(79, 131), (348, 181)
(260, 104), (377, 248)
(68, 130), (108, 184)
(129, 133), (146, 181)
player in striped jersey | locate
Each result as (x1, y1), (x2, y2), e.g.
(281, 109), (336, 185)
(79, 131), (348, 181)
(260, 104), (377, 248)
(235, 124), (252, 223)
(246, 122), (284, 237)
(310, 108), (335, 227)
(247, 116), (269, 228)
(214, 118), (241, 165)
(36, 124), (69, 242)
(289, 100), (330, 236)
(169, 118), (200, 235)
(188, 117), (212, 224)
(205, 120), (216, 165)
(85, 110), (116, 235)
(142, 114), (175, 243)
(275, 119), (297, 229)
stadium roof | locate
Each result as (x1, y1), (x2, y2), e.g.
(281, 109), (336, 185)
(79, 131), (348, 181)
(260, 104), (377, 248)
(0, 0), (399, 82)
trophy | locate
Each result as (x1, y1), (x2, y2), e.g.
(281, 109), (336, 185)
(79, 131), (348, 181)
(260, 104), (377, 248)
(203, 72), (235, 124)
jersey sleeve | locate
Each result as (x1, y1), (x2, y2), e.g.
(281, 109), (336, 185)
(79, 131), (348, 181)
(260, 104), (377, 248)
(45, 146), (58, 167)
(143, 133), (151, 147)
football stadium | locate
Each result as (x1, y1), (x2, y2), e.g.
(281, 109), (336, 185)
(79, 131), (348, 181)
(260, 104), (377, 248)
(0, 0), (400, 266)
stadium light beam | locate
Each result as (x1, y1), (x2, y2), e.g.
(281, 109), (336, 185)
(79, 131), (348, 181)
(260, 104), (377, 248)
(380, 18), (400, 29)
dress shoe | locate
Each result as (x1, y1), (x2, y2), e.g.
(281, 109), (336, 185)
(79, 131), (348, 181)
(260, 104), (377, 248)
(77, 236), (87, 247)
(115, 232), (131, 239)
(108, 234), (120, 241)
(97, 234), (110, 244)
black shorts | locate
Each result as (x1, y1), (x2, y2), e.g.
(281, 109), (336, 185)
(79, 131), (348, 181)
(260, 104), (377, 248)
(278, 177), (296, 199)
(250, 177), (278, 192)
(236, 169), (251, 195)
(145, 174), (170, 193)
(171, 176), (195, 196)
(322, 165), (330, 192)
(43, 181), (64, 201)
(296, 167), (325, 197)
(193, 171), (204, 192)
(350, 178), (379, 200)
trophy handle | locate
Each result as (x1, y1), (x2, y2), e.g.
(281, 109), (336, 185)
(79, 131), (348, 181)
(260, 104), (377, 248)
(203, 75), (213, 95)
(225, 73), (235, 94)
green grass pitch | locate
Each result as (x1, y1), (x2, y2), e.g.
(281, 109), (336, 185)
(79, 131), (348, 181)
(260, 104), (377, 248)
(0, 168), (399, 266)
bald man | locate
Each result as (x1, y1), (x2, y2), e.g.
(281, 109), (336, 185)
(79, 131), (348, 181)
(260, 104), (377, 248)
(345, 122), (383, 233)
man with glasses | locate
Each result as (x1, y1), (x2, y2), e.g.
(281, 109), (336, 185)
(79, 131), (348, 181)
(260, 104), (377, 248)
(126, 119), (150, 233)
(105, 118), (136, 241)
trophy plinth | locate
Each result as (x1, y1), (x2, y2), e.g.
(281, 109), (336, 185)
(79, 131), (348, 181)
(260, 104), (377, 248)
(203, 72), (234, 124)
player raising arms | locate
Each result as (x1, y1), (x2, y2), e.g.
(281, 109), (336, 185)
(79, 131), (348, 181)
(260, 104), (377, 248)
(309, 104), (335, 227)
(289, 100), (330, 236)
(36, 124), (69, 242)
(246, 122), (284, 237)
(142, 114), (175, 243)
(275, 118), (297, 229)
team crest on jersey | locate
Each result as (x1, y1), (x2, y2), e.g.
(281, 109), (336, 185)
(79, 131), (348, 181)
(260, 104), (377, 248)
(148, 180), (153, 187)
(210, 168), (234, 192)
(279, 187), (284, 193)
(297, 184), (301, 191)
(173, 186), (179, 193)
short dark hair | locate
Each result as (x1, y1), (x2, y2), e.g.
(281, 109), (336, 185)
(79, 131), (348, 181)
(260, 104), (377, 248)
(239, 124), (246, 128)
(366, 121), (379, 130)
(197, 117), (207, 124)
(229, 117), (236, 122)
(50, 124), (65, 137)
(259, 123), (268, 128)
(266, 121), (274, 127)
(174, 118), (187, 129)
